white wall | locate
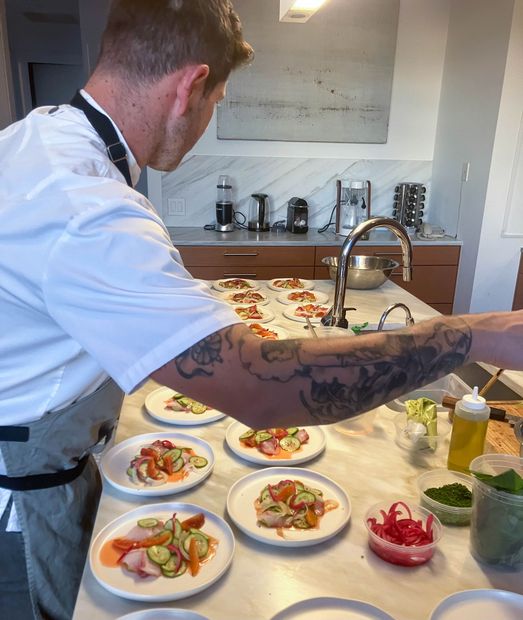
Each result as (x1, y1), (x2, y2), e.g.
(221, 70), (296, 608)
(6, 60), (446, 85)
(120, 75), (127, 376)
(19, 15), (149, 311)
(470, 0), (523, 312)
(430, 0), (515, 314)
(153, 0), (451, 226)
(191, 0), (450, 161)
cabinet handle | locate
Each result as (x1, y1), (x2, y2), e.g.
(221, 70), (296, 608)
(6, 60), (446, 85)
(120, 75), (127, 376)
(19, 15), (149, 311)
(223, 252), (259, 257)
(223, 273), (257, 278)
(374, 252), (403, 257)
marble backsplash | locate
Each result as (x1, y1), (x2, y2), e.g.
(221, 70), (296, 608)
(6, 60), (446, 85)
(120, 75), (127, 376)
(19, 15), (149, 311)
(161, 156), (432, 229)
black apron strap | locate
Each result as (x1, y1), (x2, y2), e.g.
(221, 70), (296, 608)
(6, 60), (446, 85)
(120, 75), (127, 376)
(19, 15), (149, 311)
(0, 455), (89, 491)
(69, 91), (133, 188)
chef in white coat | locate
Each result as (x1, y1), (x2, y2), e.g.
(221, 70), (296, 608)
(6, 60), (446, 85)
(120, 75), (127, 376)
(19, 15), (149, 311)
(1, 1), (523, 619)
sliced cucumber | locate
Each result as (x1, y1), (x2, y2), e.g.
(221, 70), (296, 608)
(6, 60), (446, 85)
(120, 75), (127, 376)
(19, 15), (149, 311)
(286, 427), (299, 436)
(294, 490), (315, 505)
(163, 448), (182, 462)
(293, 516), (312, 529)
(183, 531), (209, 559)
(239, 429), (256, 441)
(171, 457), (185, 472)
(279, 435), (301, 452)
(259, 486), (271, 503)
(137, 517), (159, 529)
(189, 456), (208, 468)
(191, 402), (208, 414)
(294, 480), (305, 491)
(172, 518), (182, 541)
(146, 545), (171, 565)
(255, 430), (273, 444)
(161, 559), (187, 578)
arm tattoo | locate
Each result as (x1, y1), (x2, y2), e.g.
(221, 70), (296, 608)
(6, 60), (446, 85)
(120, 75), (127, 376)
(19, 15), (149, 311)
(239, 319), (472, 424)
(174, 331), (227, 379)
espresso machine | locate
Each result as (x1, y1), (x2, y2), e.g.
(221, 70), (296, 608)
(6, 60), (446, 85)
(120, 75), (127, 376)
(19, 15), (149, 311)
(335, 180), (371, 235)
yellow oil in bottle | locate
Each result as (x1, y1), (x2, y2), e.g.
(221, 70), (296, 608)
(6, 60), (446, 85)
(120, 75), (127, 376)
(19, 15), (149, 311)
(447, 387), (490, 474)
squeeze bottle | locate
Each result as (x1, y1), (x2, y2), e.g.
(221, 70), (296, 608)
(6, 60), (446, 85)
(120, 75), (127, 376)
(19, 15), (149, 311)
(447, 386), (490, 473)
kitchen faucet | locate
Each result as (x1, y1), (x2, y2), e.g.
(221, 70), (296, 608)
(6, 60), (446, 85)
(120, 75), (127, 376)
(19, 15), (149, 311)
(377, 302), (415, 331)
(321, 216), (413, 329)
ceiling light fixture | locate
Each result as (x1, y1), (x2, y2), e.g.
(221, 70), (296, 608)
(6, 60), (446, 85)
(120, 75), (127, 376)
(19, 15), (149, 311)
(279, 0), (328, 24)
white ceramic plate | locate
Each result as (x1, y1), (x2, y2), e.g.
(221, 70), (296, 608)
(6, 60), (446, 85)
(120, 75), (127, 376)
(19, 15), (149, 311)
(89, 502), (234, 602)
(226, 467), (351, 547)
(267, 278), (315, 292)
(212, 278), (259, 292)
(271, 597), (396, 620)
(100, 432), (214, 497)
(117, 609), (209, 620)
(276, 290), (329, 305)
(217, 290), (270, 306)
(233, 305), (275, 323)
(145, 386), (226, 426)
(225, 422), (326, 466)
(429, 589), (523, 620)
(283, 304), (330, 324)
(245, 322), (289, 340)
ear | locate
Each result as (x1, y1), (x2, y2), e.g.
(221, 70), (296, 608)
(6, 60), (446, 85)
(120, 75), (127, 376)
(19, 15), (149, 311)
(172, 64), (210, 117)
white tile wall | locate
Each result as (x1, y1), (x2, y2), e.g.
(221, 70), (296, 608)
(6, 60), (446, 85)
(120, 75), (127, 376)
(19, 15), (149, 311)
(161, 156), (432, 228)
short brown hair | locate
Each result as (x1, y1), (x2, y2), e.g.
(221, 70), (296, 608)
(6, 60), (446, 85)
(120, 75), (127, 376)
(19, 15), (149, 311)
(96, 0), (253, 92)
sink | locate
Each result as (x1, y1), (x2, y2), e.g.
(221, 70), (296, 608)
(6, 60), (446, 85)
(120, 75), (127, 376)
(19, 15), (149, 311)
(385, 374), (472, 413)
(353, 322), (405, 335)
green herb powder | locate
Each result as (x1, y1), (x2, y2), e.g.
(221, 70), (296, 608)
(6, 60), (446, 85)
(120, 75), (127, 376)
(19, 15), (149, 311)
(424, 482), (472, 507)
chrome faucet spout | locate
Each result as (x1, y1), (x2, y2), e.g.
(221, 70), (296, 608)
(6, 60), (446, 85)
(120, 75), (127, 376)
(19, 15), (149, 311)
(321, 217), (413, 329)
(377, 302), (415, 331)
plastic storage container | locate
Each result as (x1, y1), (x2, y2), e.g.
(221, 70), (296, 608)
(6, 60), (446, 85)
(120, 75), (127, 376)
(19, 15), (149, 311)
(447, 386), (489, 473)
(417, 469), (473, 526)
(364, 500), (443, 566)
(469, 454), (523, 568)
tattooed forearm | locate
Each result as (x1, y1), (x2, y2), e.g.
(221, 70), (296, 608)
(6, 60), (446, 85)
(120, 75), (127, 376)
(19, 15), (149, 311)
(173, 330), (226, 379)
(239, 318), (472, 424)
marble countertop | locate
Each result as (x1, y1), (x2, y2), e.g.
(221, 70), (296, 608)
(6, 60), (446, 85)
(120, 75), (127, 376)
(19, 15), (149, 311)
(168, 227), (463, 247)
(73, 281), (522, 620)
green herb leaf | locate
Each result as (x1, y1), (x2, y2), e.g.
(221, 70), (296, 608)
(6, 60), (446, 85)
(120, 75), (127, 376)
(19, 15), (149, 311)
(472, 468), (523, 496)
(350, 322), (368, 335)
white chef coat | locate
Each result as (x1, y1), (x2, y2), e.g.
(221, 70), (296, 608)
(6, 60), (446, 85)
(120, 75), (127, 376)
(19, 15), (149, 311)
(0, 90), (241, 529)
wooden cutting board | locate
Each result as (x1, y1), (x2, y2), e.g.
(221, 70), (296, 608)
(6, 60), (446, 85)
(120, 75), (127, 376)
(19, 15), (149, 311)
(484, 402), (523, 456)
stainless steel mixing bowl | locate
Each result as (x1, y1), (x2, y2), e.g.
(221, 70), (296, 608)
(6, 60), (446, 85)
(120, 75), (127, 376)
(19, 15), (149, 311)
(321, 255), (399, 290)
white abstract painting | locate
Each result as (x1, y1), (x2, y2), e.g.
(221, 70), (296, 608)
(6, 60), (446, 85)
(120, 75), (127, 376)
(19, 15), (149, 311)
(218, 0), (400, 143)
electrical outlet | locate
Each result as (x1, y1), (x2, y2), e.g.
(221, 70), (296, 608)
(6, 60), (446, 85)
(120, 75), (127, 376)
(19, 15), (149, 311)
(167, 198), (186, 216)
(461, 162), (470, 183)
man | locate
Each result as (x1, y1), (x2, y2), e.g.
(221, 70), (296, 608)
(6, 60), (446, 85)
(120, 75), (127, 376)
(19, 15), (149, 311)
(0, 1), (522, 618)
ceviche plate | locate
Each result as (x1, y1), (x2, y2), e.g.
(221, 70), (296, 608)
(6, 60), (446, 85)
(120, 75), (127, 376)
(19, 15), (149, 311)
(429, 589), (523, 620)
(225, 422), (326, 466)
(117, 610), (210, 620)
(246, 322), (289, 340)
(145, 386), (226, 426)
(226, 467), (351, 547)
(89, 502), (234, 602)
(276, 290), (329, 305)
(233, 305), (275, 324)
(267, 278), (315, 292)
(100, 432), (214, 497)
(283, 304), (330, 324)
(217, 290), (270, 306)
(271, 597), (396, 620)
(212, 278), (259, 292)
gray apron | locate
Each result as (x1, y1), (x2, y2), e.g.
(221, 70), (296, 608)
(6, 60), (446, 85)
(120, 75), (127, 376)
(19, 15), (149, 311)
(0, 378), (124, 620)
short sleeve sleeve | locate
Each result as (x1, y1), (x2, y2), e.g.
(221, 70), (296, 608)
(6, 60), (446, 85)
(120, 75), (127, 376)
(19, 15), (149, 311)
(43, 196), (241, 392)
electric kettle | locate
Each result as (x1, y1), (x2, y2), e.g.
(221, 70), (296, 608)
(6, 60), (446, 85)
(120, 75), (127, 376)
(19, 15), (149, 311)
(248, 193), (270, 232)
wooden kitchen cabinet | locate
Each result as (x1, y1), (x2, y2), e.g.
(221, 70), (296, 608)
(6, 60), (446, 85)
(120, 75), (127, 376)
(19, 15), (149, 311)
(177, 245), (315, 280)
(315, 245), (461, 314)
(512, 251), (523, 310)
(178, 243), (460, 313)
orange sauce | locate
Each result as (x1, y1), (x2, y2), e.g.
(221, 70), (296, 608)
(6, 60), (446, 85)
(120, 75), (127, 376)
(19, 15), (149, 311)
(167, 469), (189, 483)
(99, 540), (123, 568)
